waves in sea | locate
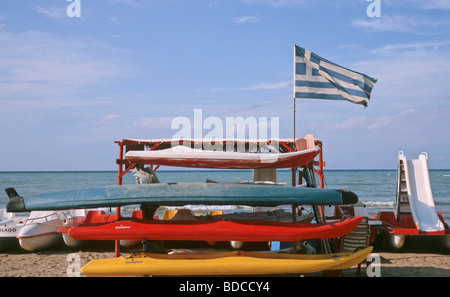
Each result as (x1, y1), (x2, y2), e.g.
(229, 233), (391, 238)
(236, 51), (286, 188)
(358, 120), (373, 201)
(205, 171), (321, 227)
(0, 169), (449, 220)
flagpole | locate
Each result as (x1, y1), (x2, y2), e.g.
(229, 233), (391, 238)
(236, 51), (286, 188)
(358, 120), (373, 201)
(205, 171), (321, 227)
(292, 45), (297, 254)
(293, 44), (296, 143)
(293, 97), (296, 143)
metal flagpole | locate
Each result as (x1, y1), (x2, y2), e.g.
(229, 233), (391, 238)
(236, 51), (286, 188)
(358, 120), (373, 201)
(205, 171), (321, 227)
(291, 44), (297, 253)
(293, 44), (331, 254)
(293, 44), (296, 143)
(293, 97), (296, 142)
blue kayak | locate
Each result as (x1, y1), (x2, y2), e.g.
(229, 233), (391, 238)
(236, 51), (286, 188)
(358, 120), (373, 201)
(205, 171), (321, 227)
(5, 183), (358, 212)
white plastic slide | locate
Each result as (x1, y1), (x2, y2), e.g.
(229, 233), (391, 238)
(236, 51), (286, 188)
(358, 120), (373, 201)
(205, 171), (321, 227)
(399, 151), (445, 234)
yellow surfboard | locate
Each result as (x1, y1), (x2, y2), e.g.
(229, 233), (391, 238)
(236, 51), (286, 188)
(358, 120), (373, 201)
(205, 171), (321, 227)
(81, 247), (372, 277)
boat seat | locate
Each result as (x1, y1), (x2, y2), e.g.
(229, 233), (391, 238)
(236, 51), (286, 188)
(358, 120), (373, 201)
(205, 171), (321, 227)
(131, 210), (143, 219)
(162, 209), (197, 220)
(398, 215), (415, 229)
(84, 210), (106, 223)
(84, 211), (120, 224)
(208, 210), (223, 216)
(68, 215), (86, 226)
(162, 209), (178, 220)
(92, 214), (119, 223)
(377, 211), (397, 226)
(171, 209), (196, 220)
(295, 134), (315, 151)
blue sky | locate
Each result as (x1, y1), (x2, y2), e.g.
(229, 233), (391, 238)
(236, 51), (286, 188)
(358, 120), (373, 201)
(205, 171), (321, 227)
(0, 0), (449, 170)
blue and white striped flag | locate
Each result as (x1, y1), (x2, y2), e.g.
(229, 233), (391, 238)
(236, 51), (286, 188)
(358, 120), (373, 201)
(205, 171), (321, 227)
(294, 45), (377, 107)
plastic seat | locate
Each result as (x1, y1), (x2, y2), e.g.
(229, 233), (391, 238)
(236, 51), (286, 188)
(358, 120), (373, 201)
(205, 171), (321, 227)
(208, 210), (223, 216)
(162, 209), (177, 220)
(295, 134), (315, 151)
(377, 211), (397, 226)
(84, 210), (105, 223)
(131, 210), (143, 219)
(398, 215), (415, 229)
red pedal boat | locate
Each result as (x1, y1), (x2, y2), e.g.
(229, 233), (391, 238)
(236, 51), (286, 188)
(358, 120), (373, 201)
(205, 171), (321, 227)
(62, 216), (363, 242)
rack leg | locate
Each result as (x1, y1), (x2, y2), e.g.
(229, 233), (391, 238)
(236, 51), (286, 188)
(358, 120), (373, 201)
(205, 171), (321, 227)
(114, 206), (121, 257)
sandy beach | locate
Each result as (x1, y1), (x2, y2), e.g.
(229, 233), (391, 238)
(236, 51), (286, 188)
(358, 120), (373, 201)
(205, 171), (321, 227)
(1, 242), (448, 277)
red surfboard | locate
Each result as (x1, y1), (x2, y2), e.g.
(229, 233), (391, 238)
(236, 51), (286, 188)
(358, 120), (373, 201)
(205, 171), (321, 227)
(64, 216), (363, 242)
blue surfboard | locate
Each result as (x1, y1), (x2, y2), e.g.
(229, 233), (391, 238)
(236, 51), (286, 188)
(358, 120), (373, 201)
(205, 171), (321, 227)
(5, 183), (358, 212)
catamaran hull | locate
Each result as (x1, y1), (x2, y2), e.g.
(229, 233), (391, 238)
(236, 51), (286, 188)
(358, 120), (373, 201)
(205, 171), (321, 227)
(18, 233), (62, 252)
(120, 239), (141, 248)
(16, 212), (64, 251)
(386, 233), (406, 249)
(62, 233), (84, 248)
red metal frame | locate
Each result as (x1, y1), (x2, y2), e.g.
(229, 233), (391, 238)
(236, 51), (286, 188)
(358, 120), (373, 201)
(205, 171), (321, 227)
(113, 138), (326, 257)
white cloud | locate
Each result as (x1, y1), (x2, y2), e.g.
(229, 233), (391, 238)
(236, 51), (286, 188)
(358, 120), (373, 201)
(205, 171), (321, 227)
(102, 114), (121, 121)
(369, 41), (450, 54)
(131, 117), (176, 137)
(423, 0), (450, 10)
(355, 42), (450, 104)
(0, 30), (129, 101)
(109, 16), (119, 24)
(333, 116), (368, 130)
(231, 16), (260, 25)
(402, 0), (450, 10)
(240, 0), (310, 7)
(211, 80), (290, 92)
(207, 1), (219, 8)
(0, 13), (7, 28)
(34, 5), (67, 19)
(337, 44), (362, 50)
(352, 14), (450, 33)
(110, 0), (140, 7)
(242, 81), (290, 91)
(367, 109), (415, 130)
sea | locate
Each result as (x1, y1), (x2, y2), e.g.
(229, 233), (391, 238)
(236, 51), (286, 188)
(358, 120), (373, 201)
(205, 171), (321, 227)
(0, 170), (449, 221)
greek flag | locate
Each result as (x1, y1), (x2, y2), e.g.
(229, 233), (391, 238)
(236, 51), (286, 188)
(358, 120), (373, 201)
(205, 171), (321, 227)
(294, 45), (377, 107)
